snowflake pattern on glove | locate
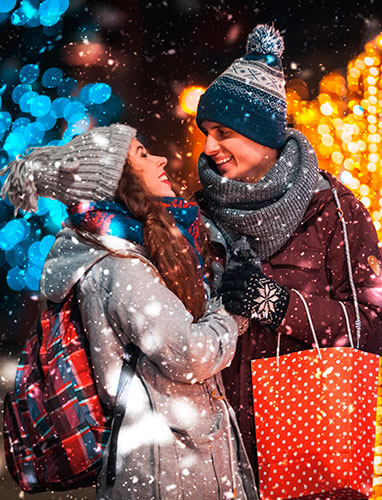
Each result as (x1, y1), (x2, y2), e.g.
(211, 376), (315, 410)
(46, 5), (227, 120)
(251, 278), (281, 322)
(246, 275), (289, 328)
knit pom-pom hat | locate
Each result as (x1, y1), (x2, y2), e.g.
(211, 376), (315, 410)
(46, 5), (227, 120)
(196, 24), (286, 149)
(0, 123), (136, 213)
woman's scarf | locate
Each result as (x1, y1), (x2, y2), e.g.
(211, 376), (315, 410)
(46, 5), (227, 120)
(66, 197), (205, 276)
(198, 128), (319, 261)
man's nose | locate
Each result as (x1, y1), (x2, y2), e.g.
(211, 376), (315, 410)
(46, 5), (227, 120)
(203, 135), (220, 156)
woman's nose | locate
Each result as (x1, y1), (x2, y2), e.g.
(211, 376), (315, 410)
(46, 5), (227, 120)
(155, 155), (168, 168)
(203, 135), (220, 156)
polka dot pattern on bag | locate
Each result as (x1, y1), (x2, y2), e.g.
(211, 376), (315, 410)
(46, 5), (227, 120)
(251, 347), (379, 499)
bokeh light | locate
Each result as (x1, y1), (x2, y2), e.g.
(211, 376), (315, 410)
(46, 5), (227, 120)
(284, 33), (382, 241)
(0, 0), (17, 15)
(0, 0), (69, 27)
(42, 67), (63, 88)
(0, 56), (122, 292)
(179, 86), (205, 116)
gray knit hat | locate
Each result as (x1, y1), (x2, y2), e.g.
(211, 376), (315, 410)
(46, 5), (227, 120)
(0, 123), (136, 213)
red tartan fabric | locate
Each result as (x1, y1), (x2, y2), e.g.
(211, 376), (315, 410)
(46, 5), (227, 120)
(3, 288), (111, 493)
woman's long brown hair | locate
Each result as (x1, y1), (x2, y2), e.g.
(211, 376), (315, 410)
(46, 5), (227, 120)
(115, 159), (212, 322)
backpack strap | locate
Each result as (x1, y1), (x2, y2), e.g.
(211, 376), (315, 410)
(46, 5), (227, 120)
(106, 343), (140, 487)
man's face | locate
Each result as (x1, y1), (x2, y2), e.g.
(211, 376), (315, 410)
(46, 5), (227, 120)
(201, 121), (278, 183)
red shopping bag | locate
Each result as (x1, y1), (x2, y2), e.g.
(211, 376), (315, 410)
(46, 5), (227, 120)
(251, 346), (379, 500)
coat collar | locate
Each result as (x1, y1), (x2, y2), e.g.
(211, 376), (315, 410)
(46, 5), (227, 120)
(301, 170), (353, 224)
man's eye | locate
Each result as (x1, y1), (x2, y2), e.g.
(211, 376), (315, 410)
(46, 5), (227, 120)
(218, 129), (229, 136)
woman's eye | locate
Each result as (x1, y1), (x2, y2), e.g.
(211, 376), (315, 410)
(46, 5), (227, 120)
(142, 152), (149, 158)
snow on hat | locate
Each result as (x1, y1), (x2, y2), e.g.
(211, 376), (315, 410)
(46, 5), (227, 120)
(196, 24), (286, 149)
(0, 123), (136, 213)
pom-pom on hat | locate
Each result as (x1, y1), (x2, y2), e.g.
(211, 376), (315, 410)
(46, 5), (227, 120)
(0, 123), (136, 214)
(196, 24), (286, 149)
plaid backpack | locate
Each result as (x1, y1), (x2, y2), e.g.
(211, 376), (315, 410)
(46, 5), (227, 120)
(3, 283), (137, 493)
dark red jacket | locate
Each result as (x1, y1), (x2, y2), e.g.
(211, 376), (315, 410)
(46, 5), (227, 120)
(219, 171), (382, 473)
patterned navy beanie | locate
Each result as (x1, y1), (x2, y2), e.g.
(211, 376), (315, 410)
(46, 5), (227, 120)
(196, 24), (286, 149)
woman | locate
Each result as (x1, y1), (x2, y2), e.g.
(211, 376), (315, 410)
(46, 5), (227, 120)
(1, 123), (257, 500)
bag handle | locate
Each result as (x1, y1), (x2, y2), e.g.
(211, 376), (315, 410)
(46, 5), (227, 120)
(277, 291), (356, 367)
(276, 289), (322, 367)
(338, 301), (354, 348)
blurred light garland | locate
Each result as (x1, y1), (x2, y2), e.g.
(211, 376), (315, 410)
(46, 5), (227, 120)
(0, 0), (69, 28)
(0, 60), (121, 292)
(287, 32), (382, 242)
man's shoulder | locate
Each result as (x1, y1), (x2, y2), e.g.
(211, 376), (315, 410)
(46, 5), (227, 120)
(319, 169), (355, 199)
(317, 170), (374, 229)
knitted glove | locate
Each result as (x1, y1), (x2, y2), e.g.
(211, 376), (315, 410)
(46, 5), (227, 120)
(218, 264), (290, 329)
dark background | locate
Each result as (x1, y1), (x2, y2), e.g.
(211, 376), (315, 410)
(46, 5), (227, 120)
(0, 1), (381, 498)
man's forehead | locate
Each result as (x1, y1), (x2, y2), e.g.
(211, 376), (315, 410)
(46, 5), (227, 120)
(201, 121), (229, 131)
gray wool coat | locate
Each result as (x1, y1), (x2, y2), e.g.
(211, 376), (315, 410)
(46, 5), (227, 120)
(40, 228), (257, 500)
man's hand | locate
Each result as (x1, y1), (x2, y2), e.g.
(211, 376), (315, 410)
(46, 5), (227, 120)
(218, 264), (290, 329)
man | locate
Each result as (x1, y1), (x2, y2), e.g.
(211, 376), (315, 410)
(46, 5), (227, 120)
(195, 24), (382, 478)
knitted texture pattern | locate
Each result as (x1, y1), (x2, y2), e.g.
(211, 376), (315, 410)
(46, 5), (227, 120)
(0, 123), (136, 213)
(66, 197), (204, 269)
(196, 24), (286, 149)
(198, 128), (319, 261)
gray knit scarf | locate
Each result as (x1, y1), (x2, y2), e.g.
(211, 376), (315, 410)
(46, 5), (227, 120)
(198, 128), (319, 261)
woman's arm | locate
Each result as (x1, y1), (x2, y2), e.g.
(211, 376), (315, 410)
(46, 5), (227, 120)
(78, 254), (238, 385)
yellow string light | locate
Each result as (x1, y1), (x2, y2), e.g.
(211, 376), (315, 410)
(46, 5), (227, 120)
(288, 32), (382, 240)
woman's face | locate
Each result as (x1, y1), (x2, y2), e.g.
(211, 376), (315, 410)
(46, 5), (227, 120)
(128, 138), (175, 197)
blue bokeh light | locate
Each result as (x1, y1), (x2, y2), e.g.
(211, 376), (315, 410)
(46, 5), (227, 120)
(39, 0), (69, 27)
(20, 0), (40, 23)
(12, 117), (31, 131)
(25, 264), (41, 291)
(11, 83), (32, 104)
(6, 245), (27, 267)
(30, 95), (51, 117)
(11, 8), (28, 26)
(37, 109), (57, 130)
(42, 67), (63, 88)
(27, 121), (45, 144)
(0, 0), (17, 14)
(39, 234), (55, 257)
(19, 64), (40, 84)
(19, 90), (38, 113)
(1, 219), (27, 249)
(7, 267), (26, 291)
(3, 131), (28, 159)
(0, 58), (123, 292)
(51, 96), (70, 118)
(0, 111), (12, 130)
(89, 83), (112, 104)
(28, 240), (45, 267)
(63, 100), (86, 121)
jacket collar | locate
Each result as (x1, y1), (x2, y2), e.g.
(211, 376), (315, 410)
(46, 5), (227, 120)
(302, 170), (353, 224)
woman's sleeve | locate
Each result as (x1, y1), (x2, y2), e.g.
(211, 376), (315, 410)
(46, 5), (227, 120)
(78, 255), (239, 384)
(277, 195), (382, 353)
